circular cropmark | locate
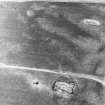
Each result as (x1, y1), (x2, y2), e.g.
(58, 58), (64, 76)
(52, 75), (79, 99)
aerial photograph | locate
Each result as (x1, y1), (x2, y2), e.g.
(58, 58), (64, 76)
(0, 0), (105, 105)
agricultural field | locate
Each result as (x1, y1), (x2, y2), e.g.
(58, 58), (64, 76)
(0, 1), (105, 105)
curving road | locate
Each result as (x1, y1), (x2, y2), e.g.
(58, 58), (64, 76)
(0, 1), (105, 105)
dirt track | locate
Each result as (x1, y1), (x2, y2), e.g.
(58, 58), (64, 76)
(0, 2), (105, 105)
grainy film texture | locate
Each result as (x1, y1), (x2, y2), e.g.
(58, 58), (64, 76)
(0, 1), (105, 105)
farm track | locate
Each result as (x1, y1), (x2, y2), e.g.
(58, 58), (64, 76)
(0, 63), (105, 87)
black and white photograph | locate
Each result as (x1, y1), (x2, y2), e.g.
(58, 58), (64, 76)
(0, 0), (105, 105)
